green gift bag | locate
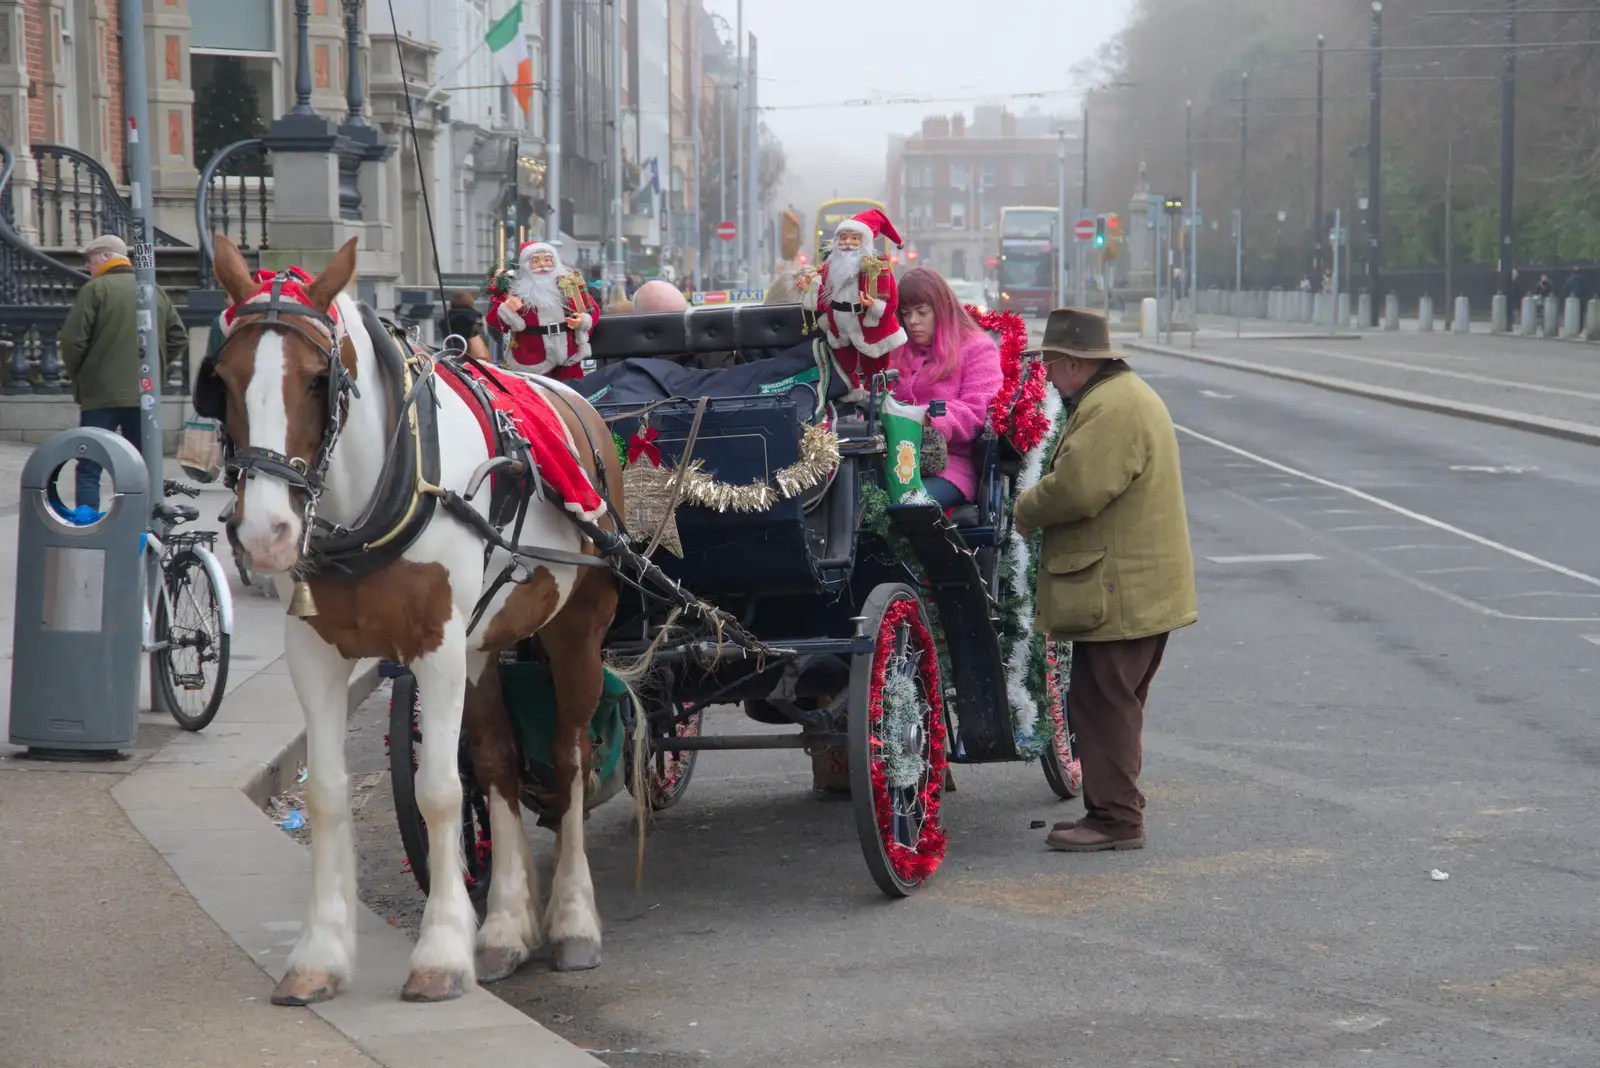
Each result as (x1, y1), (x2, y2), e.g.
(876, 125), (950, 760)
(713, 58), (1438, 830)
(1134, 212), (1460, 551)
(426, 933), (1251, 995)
(879, 393), (931, 504)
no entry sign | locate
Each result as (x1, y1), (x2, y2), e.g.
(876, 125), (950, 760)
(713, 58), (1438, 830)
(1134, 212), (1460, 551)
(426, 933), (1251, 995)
(1073, 218), (1097, 243)
(716, 220), (737, 242)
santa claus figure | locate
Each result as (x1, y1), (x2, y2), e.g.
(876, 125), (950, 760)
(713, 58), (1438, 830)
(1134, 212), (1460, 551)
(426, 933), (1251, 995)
(797, 208), (909, 384)
(486, 241), (600, 380)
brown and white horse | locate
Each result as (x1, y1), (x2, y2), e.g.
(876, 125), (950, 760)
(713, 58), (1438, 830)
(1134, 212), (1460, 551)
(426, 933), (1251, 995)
(204, 235), (624, 1003)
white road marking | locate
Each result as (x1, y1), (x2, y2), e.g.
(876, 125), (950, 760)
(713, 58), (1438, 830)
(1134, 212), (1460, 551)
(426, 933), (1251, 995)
(1316, 508), (1370, 515)
(1490, 591), (1600, 600)
(1416, 566), (1497, 575)
(1450, 464), (1539, 475)
(1199, 389), (1235, 399)
(1181, 424), (1600, 603)
(1280, 345), (1600, 402)
(1206, 553), (1324, 564)
(1582, 635), (1600, 647)
(1371, 544), (1470, 553)
(1328, 524), (1423, 533)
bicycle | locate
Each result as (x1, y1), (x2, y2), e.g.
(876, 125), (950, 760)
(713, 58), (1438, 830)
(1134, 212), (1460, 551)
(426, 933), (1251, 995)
(144, 480), (235, 731)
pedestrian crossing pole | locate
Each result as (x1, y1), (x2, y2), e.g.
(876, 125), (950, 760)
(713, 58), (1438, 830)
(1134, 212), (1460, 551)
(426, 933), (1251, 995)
(121, 0), (164, 503)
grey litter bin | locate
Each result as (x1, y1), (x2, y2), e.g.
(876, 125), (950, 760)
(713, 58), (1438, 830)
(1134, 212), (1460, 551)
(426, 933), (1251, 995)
(9, 428), (149, 756)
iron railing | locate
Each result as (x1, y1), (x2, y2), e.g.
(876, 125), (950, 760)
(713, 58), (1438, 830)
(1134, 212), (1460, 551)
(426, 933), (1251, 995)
(31, 144), (185, 251)
(197, 139), (272, 287)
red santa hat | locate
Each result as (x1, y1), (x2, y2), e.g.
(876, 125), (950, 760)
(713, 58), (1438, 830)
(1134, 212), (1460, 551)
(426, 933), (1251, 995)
(835, 208), (904, 249)
(518, 241), (561, 268)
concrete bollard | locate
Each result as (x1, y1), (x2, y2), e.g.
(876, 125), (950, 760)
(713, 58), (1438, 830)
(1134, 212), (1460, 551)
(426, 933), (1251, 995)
(1418, 296), (1434, 332)
(1357, 293), (1372, 329)
(1140, 297), (1159, 339)
(1543, 296), (1560, 338)
(1454, 296), (1471, 335)
(1588, 298), (1600, 342)
(1384, 293), (1400, 331)
(1521, 296), (1538, 336)
(1492, 294), (1508, 333)
(1337, 292), (1351, 328)
(1565, 296), (1583, 339)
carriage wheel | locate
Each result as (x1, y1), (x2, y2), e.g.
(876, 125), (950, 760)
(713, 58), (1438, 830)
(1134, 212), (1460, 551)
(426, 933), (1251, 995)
(386, 670), (493, 918)
(626, 703), (703, 811)
(1040, 639), (1083, 800)
(848, 583), (949, 898)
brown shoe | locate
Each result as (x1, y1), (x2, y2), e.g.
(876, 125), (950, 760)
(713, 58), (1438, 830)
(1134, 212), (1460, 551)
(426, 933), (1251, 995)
(1046, 825), (1146, 852)
(1051, 817), (1083, 832)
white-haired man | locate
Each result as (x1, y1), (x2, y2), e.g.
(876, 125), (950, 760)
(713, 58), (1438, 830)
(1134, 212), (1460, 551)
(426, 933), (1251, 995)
(486, 241), (600, 380)
(796, 208), (908, 385)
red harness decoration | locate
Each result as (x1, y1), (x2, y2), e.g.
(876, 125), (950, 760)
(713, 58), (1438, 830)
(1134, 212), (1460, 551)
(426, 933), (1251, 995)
(219, 272), (340, 339)
(438, 360), (606, 523)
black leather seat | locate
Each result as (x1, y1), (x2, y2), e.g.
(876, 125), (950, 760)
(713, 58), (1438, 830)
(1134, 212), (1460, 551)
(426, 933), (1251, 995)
(948, 504), (981, 527)
(587, 304), (809, 362)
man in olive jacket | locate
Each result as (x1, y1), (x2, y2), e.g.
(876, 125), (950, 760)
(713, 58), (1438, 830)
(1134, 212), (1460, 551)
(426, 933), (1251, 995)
(1014, 308), (1197, 852)
(60, 234), (188, 509)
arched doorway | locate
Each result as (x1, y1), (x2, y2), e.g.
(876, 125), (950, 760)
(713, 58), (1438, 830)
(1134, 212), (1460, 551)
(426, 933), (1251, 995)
(950, 249), (969, 280)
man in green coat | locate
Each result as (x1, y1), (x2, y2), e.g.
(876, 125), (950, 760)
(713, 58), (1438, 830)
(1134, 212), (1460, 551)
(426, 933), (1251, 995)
(1014, 308), (1197, 852)
(59, 234), (188, 509)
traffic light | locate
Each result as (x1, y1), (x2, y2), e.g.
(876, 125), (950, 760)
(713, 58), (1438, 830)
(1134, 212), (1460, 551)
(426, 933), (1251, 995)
(1094, 216), (1107, 247)
(780, 211), (801, 261)
(1164, 195), (1184, 216)
(906, 248), (919, 262)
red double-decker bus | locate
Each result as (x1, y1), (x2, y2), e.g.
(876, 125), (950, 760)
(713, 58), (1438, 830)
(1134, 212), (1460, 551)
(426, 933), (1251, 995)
(996, 206), (1059, 317)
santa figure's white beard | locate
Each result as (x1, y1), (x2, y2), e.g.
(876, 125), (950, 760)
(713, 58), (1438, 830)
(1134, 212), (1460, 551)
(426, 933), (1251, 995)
(827, 246), (865, 302)
(513, 267), (566, 321)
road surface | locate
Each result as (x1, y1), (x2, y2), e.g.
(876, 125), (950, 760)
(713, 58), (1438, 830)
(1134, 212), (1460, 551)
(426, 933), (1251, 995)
(335, 344), (1600, 1067)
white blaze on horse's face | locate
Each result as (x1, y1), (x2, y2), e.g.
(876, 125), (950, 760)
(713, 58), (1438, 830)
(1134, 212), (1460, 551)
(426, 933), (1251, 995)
(234, 329), (305, 575)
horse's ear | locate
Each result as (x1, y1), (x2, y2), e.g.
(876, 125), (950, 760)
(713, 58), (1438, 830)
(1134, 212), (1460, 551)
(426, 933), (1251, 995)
(212, 233), (254, 304)
(306, 237), (359, 312)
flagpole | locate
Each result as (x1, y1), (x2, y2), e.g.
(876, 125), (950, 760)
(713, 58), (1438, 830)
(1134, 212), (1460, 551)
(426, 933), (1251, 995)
(546, 0), (563, 245)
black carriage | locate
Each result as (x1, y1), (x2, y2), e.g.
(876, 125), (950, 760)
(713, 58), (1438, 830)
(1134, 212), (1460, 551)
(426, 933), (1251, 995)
(388, 302), (1080, 900)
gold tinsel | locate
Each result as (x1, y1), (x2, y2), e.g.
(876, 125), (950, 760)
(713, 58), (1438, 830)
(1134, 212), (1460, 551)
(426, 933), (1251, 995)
(628, 421), (841, 518)
(622, 462), (685, 557)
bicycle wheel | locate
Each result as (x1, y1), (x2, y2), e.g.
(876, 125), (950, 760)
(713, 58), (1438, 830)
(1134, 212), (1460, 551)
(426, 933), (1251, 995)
(155, 549), (231, 731)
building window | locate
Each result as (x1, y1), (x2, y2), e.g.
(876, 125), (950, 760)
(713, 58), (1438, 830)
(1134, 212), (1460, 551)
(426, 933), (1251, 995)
(949, 163), (969, 190)
(922, 164), (934, 187)
(950, 201), (966, 230)
(1011, 163), (1028, 186)
(981, 202), (998, 230)
(908, 165), (920, 189)
(981, 163), (997, 188)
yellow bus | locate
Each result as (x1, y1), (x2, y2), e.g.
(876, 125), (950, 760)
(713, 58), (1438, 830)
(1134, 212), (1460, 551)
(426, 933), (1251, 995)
(814, 197), (889, 264)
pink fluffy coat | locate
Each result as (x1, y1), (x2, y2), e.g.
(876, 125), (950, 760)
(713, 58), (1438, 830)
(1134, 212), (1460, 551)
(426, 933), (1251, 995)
(891, 332), (1004, 502)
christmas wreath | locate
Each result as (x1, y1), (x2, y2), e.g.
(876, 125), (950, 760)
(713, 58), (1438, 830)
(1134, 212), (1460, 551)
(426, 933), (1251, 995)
(485, 258), (517, 300)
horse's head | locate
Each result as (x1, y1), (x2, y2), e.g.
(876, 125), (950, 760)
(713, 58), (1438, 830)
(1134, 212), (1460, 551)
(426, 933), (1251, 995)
(200, 234), (359, 575)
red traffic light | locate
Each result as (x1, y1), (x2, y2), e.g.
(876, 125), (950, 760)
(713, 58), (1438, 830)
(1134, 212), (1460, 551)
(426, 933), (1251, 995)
(986, 257), (998, 268)
(907, 249), (919, 261)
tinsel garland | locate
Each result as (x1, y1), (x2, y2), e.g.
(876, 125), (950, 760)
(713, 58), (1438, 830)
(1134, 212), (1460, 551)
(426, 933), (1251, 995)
(618, 420), (841, 514)
(866, 597), (949, 883)
(970, 308), (1050, 454)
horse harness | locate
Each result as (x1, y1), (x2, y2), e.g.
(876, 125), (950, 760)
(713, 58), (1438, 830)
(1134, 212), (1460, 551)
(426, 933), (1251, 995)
(195, 278), (629, 634)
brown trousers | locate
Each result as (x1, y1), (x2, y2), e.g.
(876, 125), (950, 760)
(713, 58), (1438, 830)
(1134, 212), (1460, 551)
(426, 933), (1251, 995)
(1069, 633), (1169, 838)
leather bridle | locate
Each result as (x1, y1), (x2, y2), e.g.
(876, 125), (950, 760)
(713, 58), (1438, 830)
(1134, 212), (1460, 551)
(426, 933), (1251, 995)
(213, 274), (361, 557)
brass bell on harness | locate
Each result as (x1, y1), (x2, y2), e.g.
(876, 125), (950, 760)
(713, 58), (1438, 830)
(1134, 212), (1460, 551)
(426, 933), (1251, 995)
(287, 578), (319, 618)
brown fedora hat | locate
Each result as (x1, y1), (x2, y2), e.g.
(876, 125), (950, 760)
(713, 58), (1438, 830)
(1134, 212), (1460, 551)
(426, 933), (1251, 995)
(1040, 307), (1124, 361)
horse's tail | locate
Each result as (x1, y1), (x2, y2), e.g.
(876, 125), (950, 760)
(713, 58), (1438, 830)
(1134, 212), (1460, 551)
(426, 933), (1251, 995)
(603, 606), (681, 892)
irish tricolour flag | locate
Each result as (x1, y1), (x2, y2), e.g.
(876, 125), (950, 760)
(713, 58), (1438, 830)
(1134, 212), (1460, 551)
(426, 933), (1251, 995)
(487, 2), (533, 114)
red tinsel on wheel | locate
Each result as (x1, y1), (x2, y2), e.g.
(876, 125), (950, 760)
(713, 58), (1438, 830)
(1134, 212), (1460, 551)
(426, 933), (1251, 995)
(866, 597), (949, 884)
(970, 308), (1049, 454)
(1044, 641), (1082, 792)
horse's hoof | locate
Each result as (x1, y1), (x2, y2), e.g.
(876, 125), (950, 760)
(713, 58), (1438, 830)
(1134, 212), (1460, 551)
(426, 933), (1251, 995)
(475, 945), (527, 984)
(271, 970), (340, 1006)
(552, 938), (601, 972)
(401, 968), (469, 1002)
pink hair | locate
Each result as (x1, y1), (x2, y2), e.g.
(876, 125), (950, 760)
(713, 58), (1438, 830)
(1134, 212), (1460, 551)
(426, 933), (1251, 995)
(894, 267), (984, 382)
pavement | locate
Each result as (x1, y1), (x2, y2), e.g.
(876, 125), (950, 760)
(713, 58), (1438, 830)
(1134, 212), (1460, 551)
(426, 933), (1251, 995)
(326, 334), (1600, 1065)
(0, 443), (601, 1068)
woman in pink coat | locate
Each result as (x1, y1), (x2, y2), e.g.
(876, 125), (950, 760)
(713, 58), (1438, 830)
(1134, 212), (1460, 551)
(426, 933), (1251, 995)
(891, 267), (1005, 509)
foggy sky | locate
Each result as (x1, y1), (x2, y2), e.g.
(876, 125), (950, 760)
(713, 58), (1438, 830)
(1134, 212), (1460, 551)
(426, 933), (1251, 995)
(703, 0), (1133, 204)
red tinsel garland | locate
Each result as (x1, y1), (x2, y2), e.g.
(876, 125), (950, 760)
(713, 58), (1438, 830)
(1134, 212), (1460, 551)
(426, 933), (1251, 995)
(969, 308), (1050, 455)
(866, 597), (949, 884)
(1044, 641), (1083, 792)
